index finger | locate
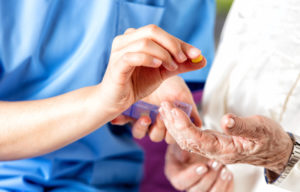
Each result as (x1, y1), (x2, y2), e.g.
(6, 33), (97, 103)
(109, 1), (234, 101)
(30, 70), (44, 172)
(115, 25), (202, 63)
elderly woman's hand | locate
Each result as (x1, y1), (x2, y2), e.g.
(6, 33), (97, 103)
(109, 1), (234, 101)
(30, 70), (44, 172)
(165, 144), (234, 192)
(159, 101), (293, 175)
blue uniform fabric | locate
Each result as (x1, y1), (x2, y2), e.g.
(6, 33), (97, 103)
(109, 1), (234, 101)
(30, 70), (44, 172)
(0, 0), (215, 191)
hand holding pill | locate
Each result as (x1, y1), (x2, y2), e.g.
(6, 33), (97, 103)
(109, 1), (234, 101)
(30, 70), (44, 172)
(100, 25), (206, 114)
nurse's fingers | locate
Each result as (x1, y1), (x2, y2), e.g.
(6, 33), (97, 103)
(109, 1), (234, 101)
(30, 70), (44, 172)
(124, 28), (136, 34)
(165, 131), (176, 144)
(132, 115), (151, 139)
(116, 38), (179, 71)
(210, 167), (234, 192)
(111, 115), (134, 125)
(188, 160), (223, 192)
(160, 57), (206, 80)
(114, 25), (202, 63)
(165, 145), (209, 191)
(114, 52), (163, 82)
(148, 114), (166, 142)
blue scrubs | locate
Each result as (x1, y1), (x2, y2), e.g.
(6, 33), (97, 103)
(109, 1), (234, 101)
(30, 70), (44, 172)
(0, 0), (215, 191)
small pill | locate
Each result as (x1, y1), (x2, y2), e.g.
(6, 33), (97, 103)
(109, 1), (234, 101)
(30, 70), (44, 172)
(191, 55), (203, 63)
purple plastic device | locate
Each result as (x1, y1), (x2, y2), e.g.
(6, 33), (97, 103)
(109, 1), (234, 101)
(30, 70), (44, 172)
(122, 100), (192, 123)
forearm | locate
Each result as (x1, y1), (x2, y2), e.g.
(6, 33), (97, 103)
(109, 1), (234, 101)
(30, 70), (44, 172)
(0, 84), (121, 160)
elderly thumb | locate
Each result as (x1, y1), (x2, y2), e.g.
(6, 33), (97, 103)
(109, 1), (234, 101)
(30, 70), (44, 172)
(221, 114), (262, 139)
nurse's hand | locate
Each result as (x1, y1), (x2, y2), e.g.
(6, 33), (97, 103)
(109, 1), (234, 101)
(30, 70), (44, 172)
(110, 76), (201, 143)
(159, 101), (294, 175)
(101, 25), (206, 114)
(165, 144), (234, 192)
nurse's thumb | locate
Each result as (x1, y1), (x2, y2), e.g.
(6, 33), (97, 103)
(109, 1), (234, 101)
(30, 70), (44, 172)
(221, 114), (263, 139)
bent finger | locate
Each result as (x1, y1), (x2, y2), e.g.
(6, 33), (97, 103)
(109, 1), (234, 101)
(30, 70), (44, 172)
(148, 114), (166, 142)
(111, 115), (134, 125)
(166, 159), (209, 191)
(188, 160), (223, 192)
(118, 39), (179, 71)
(160, 57), (206, 80)
(116, 24), (188, 63)
(210, 167), (233, 192)
(132, 115), (151, 139)
(221, 114), (265, 139)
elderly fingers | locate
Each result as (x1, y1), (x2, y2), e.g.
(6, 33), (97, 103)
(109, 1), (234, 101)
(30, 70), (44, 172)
(221, 114), (268, 139)
(159, 101), (219, 155)
(159, 102), (246, 162)
(159, 101), (199, 149)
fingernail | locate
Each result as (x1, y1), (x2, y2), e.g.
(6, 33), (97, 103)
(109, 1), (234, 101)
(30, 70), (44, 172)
(211, 161), (220, 170)
(227, 173), (233, 181)
(170, 60), (178, 70)
(225, 118), (235, 128)
(178, 51), (187, 62)
(141, 120), (150, 127)
(189, 48), (202, 58)
(171, 109), (179, 117)
(196, 166), (208, 175)
(221, 168), (228, 180)
(153, 58), (162, 66)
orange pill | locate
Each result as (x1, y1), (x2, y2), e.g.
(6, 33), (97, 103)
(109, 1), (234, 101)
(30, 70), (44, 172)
(191, 55), (203, 63)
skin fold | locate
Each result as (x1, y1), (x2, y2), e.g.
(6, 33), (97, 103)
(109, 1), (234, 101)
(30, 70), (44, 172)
(159, 101), (293, 175)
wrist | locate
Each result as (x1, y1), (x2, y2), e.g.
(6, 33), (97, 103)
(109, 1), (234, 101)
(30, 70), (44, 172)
(95, 83), (130, 117)
(267, 133), (294, 175)
(265, 132), (296, 184)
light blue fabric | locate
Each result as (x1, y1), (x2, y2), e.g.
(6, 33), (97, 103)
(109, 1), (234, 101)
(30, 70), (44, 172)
(0, 0), (215, 191)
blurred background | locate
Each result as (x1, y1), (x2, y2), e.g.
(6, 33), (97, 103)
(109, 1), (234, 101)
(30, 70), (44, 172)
(215, 0), (233, 47)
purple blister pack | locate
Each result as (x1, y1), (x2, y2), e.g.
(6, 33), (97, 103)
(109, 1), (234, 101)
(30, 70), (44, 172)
(122, 100), (192, 123)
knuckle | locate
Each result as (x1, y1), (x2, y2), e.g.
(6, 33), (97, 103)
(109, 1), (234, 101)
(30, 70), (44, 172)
(146, 24), (160, 34)
(138, 54), (149, 64)
(160, 51), (171, 62)
(172, 42), (182, 55)
(253, 115), (264, 123)
(171, 179), (185, 191)
(112, 35), (122, 46)
(139, 38), (152, 49)
(252, 115), (267, 133)
(121, 52), (132, 63)
(125, 28), (134, 34)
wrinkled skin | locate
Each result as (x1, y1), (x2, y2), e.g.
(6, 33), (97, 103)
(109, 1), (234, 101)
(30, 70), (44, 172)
(111, 76), (202, 144)
(159, 101), (293, 175)
(165, 144), (234, 192)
